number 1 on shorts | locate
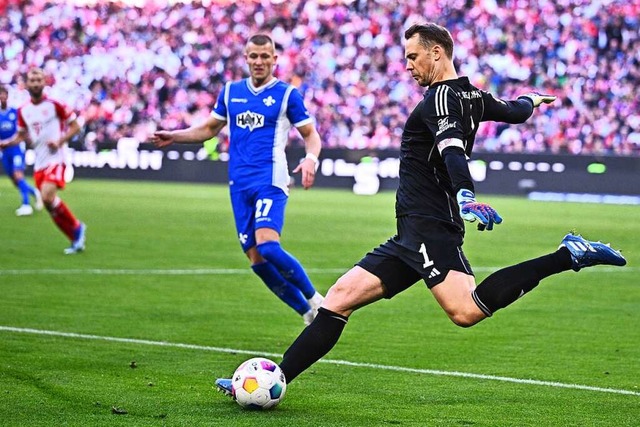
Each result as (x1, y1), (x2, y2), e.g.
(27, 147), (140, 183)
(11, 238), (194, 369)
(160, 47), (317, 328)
(419, 243), (434, 269)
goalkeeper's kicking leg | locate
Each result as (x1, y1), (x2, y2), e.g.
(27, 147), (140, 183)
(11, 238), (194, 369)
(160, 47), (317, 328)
(216, 233), (625, 392)
(278, 233), (626, 384)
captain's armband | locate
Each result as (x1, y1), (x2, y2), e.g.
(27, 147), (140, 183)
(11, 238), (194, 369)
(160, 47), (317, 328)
(437, 138), (465, 154)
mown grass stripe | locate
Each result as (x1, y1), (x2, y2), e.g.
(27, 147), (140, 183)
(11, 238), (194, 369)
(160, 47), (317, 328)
(1, 325), (638, 397)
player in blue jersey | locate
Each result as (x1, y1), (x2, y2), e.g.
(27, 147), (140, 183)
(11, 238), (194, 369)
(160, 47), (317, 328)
(152, 34), (324, 325)
(0, 85), (42, 216)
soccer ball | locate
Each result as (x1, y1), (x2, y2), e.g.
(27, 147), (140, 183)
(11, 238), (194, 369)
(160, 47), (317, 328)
(231, 357), (287, 410)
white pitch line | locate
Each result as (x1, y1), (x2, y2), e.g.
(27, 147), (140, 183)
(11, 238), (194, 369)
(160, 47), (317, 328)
(0, 268), (344, 275)
(1, 326), (638, 397)
(0, 266), (634, 275)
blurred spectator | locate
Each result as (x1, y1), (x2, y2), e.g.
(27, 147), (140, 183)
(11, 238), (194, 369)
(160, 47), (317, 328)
(0, 0), (637, 156)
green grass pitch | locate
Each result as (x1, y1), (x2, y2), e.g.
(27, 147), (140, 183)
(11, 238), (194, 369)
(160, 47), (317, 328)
(0, 178), (638, 426)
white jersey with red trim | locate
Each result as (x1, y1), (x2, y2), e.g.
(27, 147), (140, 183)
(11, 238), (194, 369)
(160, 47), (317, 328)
(17, 96), (77, 171)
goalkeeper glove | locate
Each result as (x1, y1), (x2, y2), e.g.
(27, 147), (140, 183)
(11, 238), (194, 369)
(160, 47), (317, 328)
(518, 92), (557, 108)
(456, 189), (503, 231)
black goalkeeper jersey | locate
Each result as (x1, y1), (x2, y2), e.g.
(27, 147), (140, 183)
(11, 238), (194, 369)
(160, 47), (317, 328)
(395, 76), (535, 232)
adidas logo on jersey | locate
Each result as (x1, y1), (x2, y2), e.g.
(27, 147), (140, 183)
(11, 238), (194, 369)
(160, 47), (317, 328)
(236, 111), (265, 131)
(428, 268), (441, 279)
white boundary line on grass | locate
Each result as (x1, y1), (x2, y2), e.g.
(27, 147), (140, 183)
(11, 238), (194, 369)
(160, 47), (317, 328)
(1, 325), (638, 397)
(0, 266), (634, 275)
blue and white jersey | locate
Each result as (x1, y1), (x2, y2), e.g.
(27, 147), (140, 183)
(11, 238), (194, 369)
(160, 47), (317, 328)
(212, 78), (313, 195)
(0, 106), (18, 141)
(0, 106), (23, 162)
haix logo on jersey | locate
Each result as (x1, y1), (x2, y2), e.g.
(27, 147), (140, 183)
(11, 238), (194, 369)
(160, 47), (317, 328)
(231, 98), (248, 103)
(236, 111), (265, 131)
(436, 117), (457, 136)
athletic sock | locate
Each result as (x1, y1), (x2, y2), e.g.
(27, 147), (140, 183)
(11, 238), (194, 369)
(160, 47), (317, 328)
(48, 198), (80, 241)
(472, 248), (573, 316)
(16, 179), (33, 205)
(252, 261), (311, 315)
(256, 241), (316, 299)
(279, 307), (348, 383)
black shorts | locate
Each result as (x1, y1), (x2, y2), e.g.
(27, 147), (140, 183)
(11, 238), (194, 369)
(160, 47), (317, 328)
(356, 215), (473, 298)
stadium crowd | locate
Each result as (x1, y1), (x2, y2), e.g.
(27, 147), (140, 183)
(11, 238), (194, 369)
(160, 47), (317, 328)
(1, 0), (638, 156)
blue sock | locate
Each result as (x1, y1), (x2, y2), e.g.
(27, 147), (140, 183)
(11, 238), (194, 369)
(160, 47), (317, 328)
(256, 241), (316, 299)
(16, 179), (34, 205)
(252, 261), (311, 315)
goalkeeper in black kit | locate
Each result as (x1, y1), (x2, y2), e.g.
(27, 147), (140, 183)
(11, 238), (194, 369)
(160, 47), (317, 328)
(216, 22), (626, 395)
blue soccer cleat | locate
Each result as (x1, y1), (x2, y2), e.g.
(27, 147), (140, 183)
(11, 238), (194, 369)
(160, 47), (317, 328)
(215, 378), (233, 397)
(559, 233), (627, 272)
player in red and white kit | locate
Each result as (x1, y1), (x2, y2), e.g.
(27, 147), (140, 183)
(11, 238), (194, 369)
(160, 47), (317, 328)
(1, 68), (86, 254)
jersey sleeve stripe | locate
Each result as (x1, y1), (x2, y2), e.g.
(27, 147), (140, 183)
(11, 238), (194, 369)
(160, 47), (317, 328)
(435, 85), (450, 116)
(292, 117), (313, 127)
(211, 111), (226, 121)
(279, 85), (293, 118)
(223, 81), (231, 123)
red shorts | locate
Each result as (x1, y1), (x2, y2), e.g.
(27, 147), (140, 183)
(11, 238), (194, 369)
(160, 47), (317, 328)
(34, 164), (67, 190)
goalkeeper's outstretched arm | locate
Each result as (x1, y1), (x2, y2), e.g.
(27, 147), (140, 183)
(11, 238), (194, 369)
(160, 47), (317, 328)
(481, 91), (557, 124)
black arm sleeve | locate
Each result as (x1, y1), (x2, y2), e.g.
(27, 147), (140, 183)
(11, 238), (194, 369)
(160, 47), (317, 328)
(442, 146), (474, 194)
(481, 92), (534, 124)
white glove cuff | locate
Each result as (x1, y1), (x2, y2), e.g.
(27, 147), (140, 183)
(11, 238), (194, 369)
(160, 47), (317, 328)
(456, 189), (476, 204)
